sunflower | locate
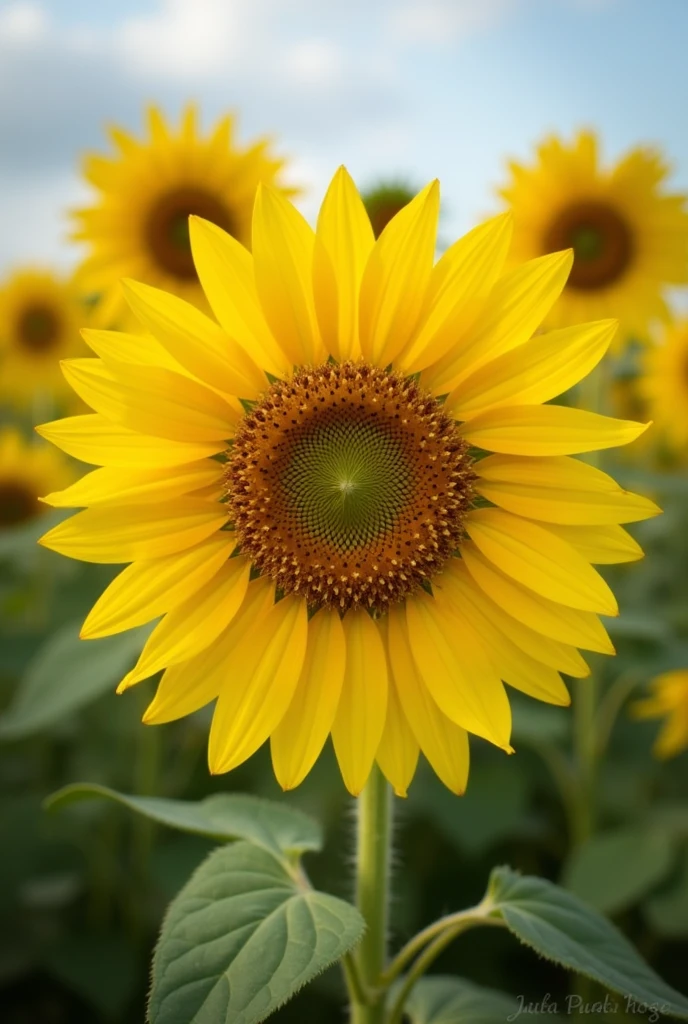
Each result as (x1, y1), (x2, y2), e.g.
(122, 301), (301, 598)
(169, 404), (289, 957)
(0, 268), (85, 404)
(640, 321), (688, 455)
(38, 168), (659, 796)
(72, 105), (295, 329)
(0, 429), (72, 530)
(633, 671), (688, 758)
(498, 131), (688, 341)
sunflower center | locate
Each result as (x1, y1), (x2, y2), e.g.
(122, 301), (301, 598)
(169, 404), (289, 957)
(0, 481), (39, 528)
(16, 304), (60, 352)
(145, 186), (235, 280)
(226, 362), (475, 612)
(544, 200), (634, 290)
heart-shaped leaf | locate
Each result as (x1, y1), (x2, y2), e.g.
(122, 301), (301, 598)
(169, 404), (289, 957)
(148, 841), (364, 1024)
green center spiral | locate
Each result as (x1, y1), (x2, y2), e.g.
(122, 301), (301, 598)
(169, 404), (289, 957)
(280, 419), (413, 553)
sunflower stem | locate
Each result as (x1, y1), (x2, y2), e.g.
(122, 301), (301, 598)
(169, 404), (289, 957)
(350, 764), (392, 1023)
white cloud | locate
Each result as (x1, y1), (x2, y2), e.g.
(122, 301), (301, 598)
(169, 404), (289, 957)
(281, 39), (345, 86)
(0, 0), (48, 42)
(390, 0), (522, 45)
(115, 0), (245, 79)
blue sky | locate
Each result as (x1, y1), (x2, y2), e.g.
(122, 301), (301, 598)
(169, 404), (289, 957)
(0, 0), (686, 273)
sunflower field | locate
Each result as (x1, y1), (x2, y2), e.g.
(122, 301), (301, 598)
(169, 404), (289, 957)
(1, 3), (687, 1023)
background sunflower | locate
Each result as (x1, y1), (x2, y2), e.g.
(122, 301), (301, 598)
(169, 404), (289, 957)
(72, 105), (296, 329)
(0, 268), (86, 407)
(499, 131), (688, 342)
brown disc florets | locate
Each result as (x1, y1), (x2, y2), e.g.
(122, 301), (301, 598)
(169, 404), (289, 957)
(544, 200), (634, 290)
(144, 186), (235, 279)
(0, 480), (39, 527)
(17, 304), (61, 353)
(226, 362), (475, 613)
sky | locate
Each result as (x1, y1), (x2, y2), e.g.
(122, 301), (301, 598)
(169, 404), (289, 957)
(0, 0), (687, 274)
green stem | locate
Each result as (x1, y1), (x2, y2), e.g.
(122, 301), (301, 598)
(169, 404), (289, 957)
(349, 764), (392, 1024)
(572, 673), (598, 846)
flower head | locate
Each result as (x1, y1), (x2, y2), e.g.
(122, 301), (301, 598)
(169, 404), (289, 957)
(39, 167), (659, 796)
(641, 321), (688, 455)
(633, 671), (688, 758)
(498, 131), (688, 342)
(72, 104), (295, 328)
(0, 268), (85, 404)
(0, 428), (72, 529)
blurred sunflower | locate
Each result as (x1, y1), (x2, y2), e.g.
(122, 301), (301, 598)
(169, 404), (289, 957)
(499, 131), (688, 340)
(361, 181), (418, 239)
(633, 671), (688, 758)
(0, 429), (72, 529)
(0, 269), (84, 404)
(38, 168), (659, 797)
(640, 321), (688, 454)
(72, 105), (295, 329)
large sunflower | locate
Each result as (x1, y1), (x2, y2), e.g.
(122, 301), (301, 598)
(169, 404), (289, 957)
(0, 428), (72, 530)
(72, 105), (295, 329)
(38, 168), (659, 796)
(633, 671), (688, 759)
(499, 131), (688, 340)
(0, 268), (85, 404)
(640, 321), (688, 454)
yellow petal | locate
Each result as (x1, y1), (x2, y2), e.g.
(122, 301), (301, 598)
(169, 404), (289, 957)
(208, 595), (308, 774)
(458, 405), (650, 456)
(121, 278), (266, 399)
(376, 665), (419, 798)
(61, 358), (239, 443)
(252, 184), (324, 366)
(331, 611), (388, 796)
(461, 540), (614, 655)
(271, 609), (346, 790)
(465, 508), (618, 615)
(144, 577), (276, 724)
(386, 605), (469, 794)
(81, 328), (181, 372)
(41, 461), (223, 508)
(440, 561), (570, 706)
(424, 249), (573, 393)
(446, 561), (589, 678)
(359, 180), (439, 365)
(80, 533), (234, 639)
(475, 455), (662, 525)
(189, 216), (290, 377)
(446, 319), (617, 418)
(39, 500), (227, 563)
(405, 589), (512, 749)
(398, 212), (513, 373)
(313, 166), (375, 361)
(542, 523), (643, 564)
(35, 414), (224, 468)
(119, 556), (251, 688)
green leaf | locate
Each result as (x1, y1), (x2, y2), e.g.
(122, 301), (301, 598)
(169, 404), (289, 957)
(148, 841), (364, 1024)
(563, 827), (676, 915)
(46, 784), (322, 859)
(400, 976), (519, 1023)
(0, 621), (150, 740)
(489, 866), (688, 1019)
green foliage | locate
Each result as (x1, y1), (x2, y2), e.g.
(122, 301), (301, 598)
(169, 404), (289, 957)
(489, 866), (688, 1018)
(147, 841), (364, 1024)
(400, 976), (519, 1024)
(0, 620), (150, 739)
(563, 827), (676, 914)
(47, 784), (323, 858)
